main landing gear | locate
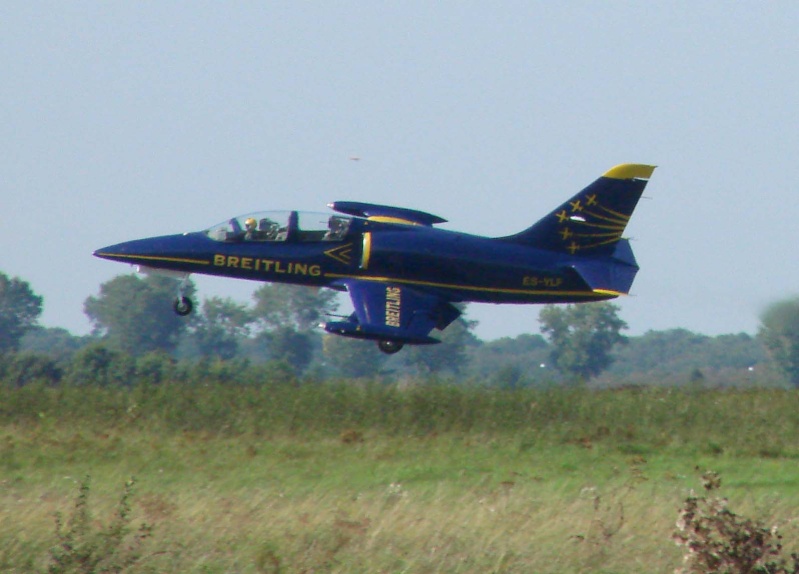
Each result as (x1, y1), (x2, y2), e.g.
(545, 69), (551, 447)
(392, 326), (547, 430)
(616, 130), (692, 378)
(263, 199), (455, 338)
(377, 340), (404, 354)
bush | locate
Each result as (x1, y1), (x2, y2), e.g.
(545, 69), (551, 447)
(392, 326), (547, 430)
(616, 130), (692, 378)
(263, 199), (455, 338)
(47, 476), (154, 574)
(674, 471), (799, 573)
(64, 345), (135, 387)
(0, 352), (62, 387)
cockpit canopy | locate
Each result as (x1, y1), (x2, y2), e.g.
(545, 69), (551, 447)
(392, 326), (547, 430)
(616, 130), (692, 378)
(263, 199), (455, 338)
(205, 211), (353, 243)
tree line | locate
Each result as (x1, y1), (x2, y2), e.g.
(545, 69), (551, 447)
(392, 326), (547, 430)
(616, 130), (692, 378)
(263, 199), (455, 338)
(0, 269), (795, 387)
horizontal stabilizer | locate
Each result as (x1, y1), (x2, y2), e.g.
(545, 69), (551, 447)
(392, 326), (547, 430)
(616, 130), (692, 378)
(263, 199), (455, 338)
(570, 239), (639, 295)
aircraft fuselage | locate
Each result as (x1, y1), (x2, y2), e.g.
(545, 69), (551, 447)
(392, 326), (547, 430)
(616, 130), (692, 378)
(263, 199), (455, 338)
(95, 219), (618, 306)
(94, 163), (655, 351)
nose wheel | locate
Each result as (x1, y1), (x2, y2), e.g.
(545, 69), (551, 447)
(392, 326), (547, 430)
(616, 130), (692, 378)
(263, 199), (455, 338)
(377, 340), (404, 354)
(173, 274), (193, 316)
(174, 296), (193, 316)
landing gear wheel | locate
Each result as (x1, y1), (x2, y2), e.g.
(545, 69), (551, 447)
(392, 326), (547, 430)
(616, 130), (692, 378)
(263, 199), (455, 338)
(174, 296), (193, 316)
(377, 340), (404, 354)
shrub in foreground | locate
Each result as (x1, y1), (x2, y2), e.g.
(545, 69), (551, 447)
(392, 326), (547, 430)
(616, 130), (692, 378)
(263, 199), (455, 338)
(47, 476), (154, 574)
(674, 471), (799, 574)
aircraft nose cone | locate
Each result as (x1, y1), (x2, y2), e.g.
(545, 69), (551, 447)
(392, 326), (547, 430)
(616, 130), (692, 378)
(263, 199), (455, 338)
(93, 239), (141, 261)
(93, 233), (206, 271)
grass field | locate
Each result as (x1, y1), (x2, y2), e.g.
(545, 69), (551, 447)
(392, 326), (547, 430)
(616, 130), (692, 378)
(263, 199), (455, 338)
(2, 382), (799, 572)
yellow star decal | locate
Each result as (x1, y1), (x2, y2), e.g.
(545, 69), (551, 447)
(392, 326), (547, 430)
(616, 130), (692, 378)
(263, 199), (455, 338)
(570, 199), (583, 212)
(559, 228), (572, 240)
(556, 210), (569, 223)
(568, 242), (580, 254)
(586, 194), (598, 206)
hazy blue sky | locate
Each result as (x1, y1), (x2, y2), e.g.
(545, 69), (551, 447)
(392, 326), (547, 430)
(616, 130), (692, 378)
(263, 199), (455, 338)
(3, 2), (798, 341)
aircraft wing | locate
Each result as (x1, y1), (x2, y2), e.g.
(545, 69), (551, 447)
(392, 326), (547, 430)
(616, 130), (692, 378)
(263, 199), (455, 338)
(324, 280), (461, 345)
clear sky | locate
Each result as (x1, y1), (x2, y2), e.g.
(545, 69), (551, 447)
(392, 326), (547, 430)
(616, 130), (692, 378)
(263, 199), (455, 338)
(3, 2), (798, 341)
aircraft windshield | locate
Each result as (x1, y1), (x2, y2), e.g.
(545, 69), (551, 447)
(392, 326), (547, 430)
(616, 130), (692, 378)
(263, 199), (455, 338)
(204, 211), (353, 243)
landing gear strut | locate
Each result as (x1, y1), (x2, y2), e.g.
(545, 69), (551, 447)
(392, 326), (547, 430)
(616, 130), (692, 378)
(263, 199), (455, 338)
(173, 275), (193, 316)
(377, 340), (404, 354)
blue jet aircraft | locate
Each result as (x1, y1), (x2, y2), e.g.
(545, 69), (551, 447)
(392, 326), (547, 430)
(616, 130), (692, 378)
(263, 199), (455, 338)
(94, 163), (656, 353)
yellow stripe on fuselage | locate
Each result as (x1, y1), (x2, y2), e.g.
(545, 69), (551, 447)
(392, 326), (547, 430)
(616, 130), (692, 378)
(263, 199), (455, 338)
(367, 216), (421, 225)
(323, 272), (614, 299)
(96, 253), (210, 266)
(592, 288), (624, 297)
(360, 232), (372, 269)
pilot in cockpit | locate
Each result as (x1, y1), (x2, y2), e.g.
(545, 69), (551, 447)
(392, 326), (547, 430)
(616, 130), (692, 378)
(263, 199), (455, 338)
(241, 217), (281, 241)
(324, 216), (349, 241)
(244, 218), (258, 240)
(259, 218), (279, 240)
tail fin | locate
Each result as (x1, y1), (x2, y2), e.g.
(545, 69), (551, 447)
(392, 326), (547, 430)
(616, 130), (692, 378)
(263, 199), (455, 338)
(501, 164), (656, 256)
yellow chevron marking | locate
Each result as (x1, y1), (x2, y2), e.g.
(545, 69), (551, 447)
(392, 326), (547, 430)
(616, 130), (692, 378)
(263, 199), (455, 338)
(323, 243), (354, 265)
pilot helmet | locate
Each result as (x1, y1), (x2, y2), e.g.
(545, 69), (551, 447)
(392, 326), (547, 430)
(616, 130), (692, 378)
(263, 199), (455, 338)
(245, 217), (257, 230)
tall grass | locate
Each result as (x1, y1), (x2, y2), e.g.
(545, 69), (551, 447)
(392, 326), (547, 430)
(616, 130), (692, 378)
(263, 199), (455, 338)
(5, 383), (799, 457)
(4, 383), (799, 572)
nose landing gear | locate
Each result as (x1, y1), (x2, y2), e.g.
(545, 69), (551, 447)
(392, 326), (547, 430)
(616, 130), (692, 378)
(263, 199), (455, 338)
(174, 296), (193, 316)
(173, 275), (193, 316)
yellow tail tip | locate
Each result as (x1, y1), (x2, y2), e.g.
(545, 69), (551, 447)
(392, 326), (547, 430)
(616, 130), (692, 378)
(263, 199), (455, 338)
(603, 164), (657, 180)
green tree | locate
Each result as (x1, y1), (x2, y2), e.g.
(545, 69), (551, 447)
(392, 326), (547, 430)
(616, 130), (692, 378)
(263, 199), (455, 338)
(0, 352), (62, 387)
(468, 333), (550, 386)
(257, 326), (317, 373)
(253, 284), (339, 331)
(608, 329), (766, 380)
(758, 297), (799, 386)
(251, 284), (338, 373)
(322, 334), (389, 378)
(65, 344), (135, 386)
(191, 297), (254, 360)
(0, 272), (43, 353)
(538, 302), (627, 381)
(84, 274), (195, 356)
(399, 312), (479, 376)
(135, 351), (177, 385)
(21, 326), (93, 366)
